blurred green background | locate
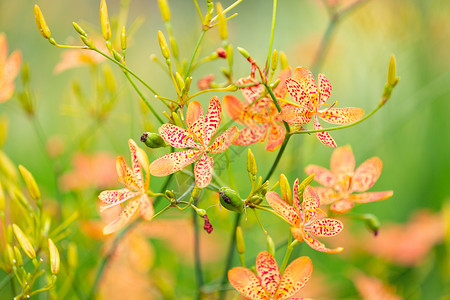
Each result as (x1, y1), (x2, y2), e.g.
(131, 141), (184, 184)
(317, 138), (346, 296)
(0, 0), (449, 299)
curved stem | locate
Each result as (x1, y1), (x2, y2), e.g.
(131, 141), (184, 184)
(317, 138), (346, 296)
(185, 30), (206, 79)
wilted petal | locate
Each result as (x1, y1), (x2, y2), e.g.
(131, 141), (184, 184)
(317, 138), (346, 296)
(349, 191), (393, 203)
(330, 146), (355, 175)
(233, 125), (266, 146)
(149, 150), (201, 177)
(194, 153), (214, 188)
(313, 186), (339, 205)
(330, 199), (354, 213)
(314, 116), (337, 148)
(318, 73), (332, 105)
(302, 186), (320, 224)
(237, 76), (264, 104)
(128, 139), (144, 188)
(276, 256), (313, 299)
(266, 191), (300, 226)
(204, 96), (222, 145)
(292, 67), (317, 100)
(116, 156), (140, 191)
(139, 194), (154, 221)
(280, 105), (312, 125)
(273, 67), (292, 98)
(265, 122), (285, 151)
(159, 123), (198, 149)
(228, 267), (267, 300)
(303, 231), (343, 254)
(309, 218), (343, 237)
(208, 126), (237, 154)
(319, 107), (364, 125)
(256, 251), (281, 297)
(223, 95), (246, 124)
(350, 157), (383, 193)
(186, 100), (205, 142)
(103, 200), (140, 235)
(304, 164), (336, 188)
(98, 188), (139, 206)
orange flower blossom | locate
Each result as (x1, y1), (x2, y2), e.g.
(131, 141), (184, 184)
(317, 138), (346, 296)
(98, 139), (154, 235)
(305, 146), (393, 214)
(280, 67), (364, 147)
(149, 96), (237, 188)
(0, 33), (22, 103)
(266, 179), (344, 253)
(228, 251), (313, 300)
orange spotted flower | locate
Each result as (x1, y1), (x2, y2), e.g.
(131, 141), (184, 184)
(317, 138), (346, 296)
(98, 139), (154, 235)
(305, 146), (393, 214)
(223, 68), (291, 151)
(266, 179), (343, 253)
(149, 96), (237, 188)
(0, 33), (22, 103)
(280, 67), (364, 148)
(228, 251), (313, 300)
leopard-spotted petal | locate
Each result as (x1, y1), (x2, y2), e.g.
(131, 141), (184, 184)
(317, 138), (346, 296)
(330, 199), (354, 214)
(256, 251), (281, 298)
(319, 107), (364, 125)
(349, 191), (393, 203)
(330, 145), (355, 175)
(208, 126), (237, 154)
(265, 122), (285, 151)
(302, 186), (320, 224)
(98, 188), (140, 207)
(159, 123), (198, 149)
(128, 139), (144, 188)
(233, 125), (266, 146)
(3, 50), (22, 82)
(237, 76), (265, 105)
(280, 105), (313, 125)
(304, 164), (336, 188)
(292, 67), (317, 101)
(318, 73), (332, 105)
(273, 67), (291, 98)
(228, 267), (268, 300)
(313, 186), (340, 205)
(204, 96), (222, 145)
(293, 178), (301, 211)
(350, 157), (383, 193)
(186, 100), (205, 142)
(303, 231), (343, 254)
(223, 95), (246, 124)
(149, 149), (201, 177)
(309, 218), (343, 237)
(116, 156), (140, 191)
(194, 153), (214, 188)
(103, 200), (140, 235)
(266, 191), (300, 226)
(139, 194), (154, 221)
(314, 115), (337, 148)
(276, 256), (313, 300)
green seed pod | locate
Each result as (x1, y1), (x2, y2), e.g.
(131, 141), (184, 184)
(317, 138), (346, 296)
(219, 187), (244, 213)
(140, 132), (166, 148)
(364, 214), (381, 236)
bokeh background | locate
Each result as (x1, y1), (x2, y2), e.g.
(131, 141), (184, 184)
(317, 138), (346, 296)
(0, 0), (449, 299)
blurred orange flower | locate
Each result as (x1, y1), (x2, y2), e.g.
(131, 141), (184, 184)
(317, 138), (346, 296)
(0, 33), (22, 103)
(54, 48), (105, 73)
(305, 146), (393, 213)
(353, 273), (402, 300)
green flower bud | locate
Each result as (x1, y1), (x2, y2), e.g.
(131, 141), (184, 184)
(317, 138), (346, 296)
(271, 49), (278, 72)
(184, 77), (192, 93)
(279, 174), (292, 205)
(18, 165), (41, 201)
(13, 246), (23, 266)
(237, 47), (250, 60)
(279, 51), (288, 69)
(235, 226), (245, 254)
(72, 22), (87, 37)
(226, 44), (233, 67)
(100, 0), (111, 41)
(158, 30), (170, 59)
(141, 132), (166, 148)
(12, 224), (35, 259)
(67, 242), (78, 269)
(157, 0), (171, 22)
(216, 2), (227, 41)
(34, 5), (51, 39)
(169, 37), (179, 59)
(121, 26), (127, 51)
(387, 55), (399, 87)
(246, 149), (257, 176)
(176, 72), (185, 91)
(6, 244), (15, 266)
(219, 187), (244, 213)
(364, 214), (381, 236)
(0, 182), (5, 211)
(266, 235), (275, 256)
(298, 174), (315, 202)
(48, 238), (60, 274)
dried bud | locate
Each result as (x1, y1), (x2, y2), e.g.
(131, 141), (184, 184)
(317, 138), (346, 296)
(157, 30), (170, 59)
(246, 149), (257, 176)
(216, 47), (227, 59)
(100, 0), (111, 40)
(271, 49), (278, 71)
(279, 174), (292, 205)
(72, 22), (87, 37)
(18, 165), (41, 201)
(266, 235), (275, 256)
(197, 74), (215, 90)
(34, 5), (51, 39)
(219, 187), (244, 213)
(12, 224), (35, 259)
(216, 2), (228, 40)
(203, 215), (213, 234)
(13, 246), (23, 266)
(279, 51), (288, 69)
(48, 238), (60, 274)
(140, 132), (166, 148)
(121, 26), (127, 51)
(158, 0), (171, 22)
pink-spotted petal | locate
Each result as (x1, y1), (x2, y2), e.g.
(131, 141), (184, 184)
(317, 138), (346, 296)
(139, 194), (154, 221)
(293, 178), (301, 211)
(349, 190), (393, 203)
(265, 191), (300, 226)
(265, 122), (285, 151)
(292, 67), (318, 101)
(313, 187), (340, 205)
(208, 126), (237, 154)
(350, 157), (383, 193)
(228, 267), (267, 300)
(303, 231), (343, 254)
(304, 164), (336, 188)
(318, 73), (332, 105)
(286, 78), (311, 108)
(159, 123), (198, 149)
(302, 186), (320, 224)
(330, 146), (355, 175)
(276, 256), (313, 300)
(314, 115), (337, 148)
(256, 251), (281, 297)
(186, 100), (205, 142)
(280, 105), (312, 125)
(194, 153), (214, 189)
(223, 95), (246, 124)
(330, 199), (354, 214)
(116, 156), (140, 191)
(237, 76), (265, 105)
(149, 149), (201, 177)
(319, 107), (364, 125)
(233, 125), (266, 146)
(204, 96), (222, 145)
(98, 188), (139, 205)
(309, 218), (343, 237)
(128, 139), (144, 188)
(273, 67), (292, 98)
(103, 200), (140, 235)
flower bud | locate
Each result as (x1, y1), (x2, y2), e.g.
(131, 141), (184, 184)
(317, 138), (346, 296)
(158, 0), (171, 22)
(237, 47), (251, 60)
(171, 112), (183, 128)
(235, 226), (245, 254)
(279, 174), (292, 205)
(364, 214), (380, 236)
(80, 35), (94, 48)
(0, 150), (18, 180)
(279, 51), (288, 69)
(176, 72), (185, 91)
(204, 0), (214, 25)
(18, 165), (41, 201)
(157, 30), (170, 59)
(219, 187), (244, 213)
(140, 132), (166, 148)
(226, 44), (233, 67)
(13, 246), (23, 266)
(6, 244), (15, 266)
(246, 149), (257, 176)
(68, 242), (78, 269)
(266, 235), (275, 256)
(0, 182), (5, 211)
(165, 190), (176, 199)
(12, 224), (36, 259)
(100, 0), (111, 41)
(298, 174), (315, 201)
(216, 2), (228, 41)
(48, 238), (60, 274)
(271, 50), (278, 72)
(111, 49), (123, 62)
(34, 5), (51, 39)
(121, 26), (127, 51)
(72, 22), (87, 37)
(169, 37), (179, 59)
(103, 66), (116, 93)
(216, 48), (227, 59)
(184, 77), (192, 93)
(387, 55), (399, 87)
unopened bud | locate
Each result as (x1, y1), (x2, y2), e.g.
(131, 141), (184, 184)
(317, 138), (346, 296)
(246, 149), (257, 176)
(72, 22), (87, 37)
(219, 187), (244, 213)
(298, 174), (315, 201)
(169, 37), (179, 59)
(121, 26), (127, 51)
(216, 2), (228, 40)
(67, 242), (78, 268)
(18, 165), (41, 201)
(103, 66), (116, 92)
(387, 55), (399, 87)
(176, 72), (185, 91)
(165, 190), (176, 199)
(140, 132), (166, 148)
(235, 226), (245, 254)
(237, 47), (251, 60)
(204, 0), (214, 25)
(6, 244), (15, 266)
(34, 5), (51, 39)
(271, 50), (278, 71)
(216, 47), (227, 59)
(0, 150), (18, 180)
(48, 239), (60, 274)
(111, 49), (123, 62)
(364, 214), (380, 236)
(279, 51), (288, 69)
(157, 30), (170, 59)
(158, 0), (171, 22)
(249, 195), (262, 205)
(100, 0), (111, 40)
(279, 174), (292, 205)
(12, 224), (35, 259)
(80, 35), (94, 48)
(171, 111), (183, 127)
(226, 44), (233, 67)
(184, 77), (192, 93)
(266, 235), (275, 256)
(13, 246), (23, 266)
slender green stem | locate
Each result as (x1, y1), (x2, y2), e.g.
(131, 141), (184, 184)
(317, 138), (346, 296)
(185, 30), (206, 79)
(279, 240), (299, 273)
(252, 204), (290, 224)
(188, 85), (236, 100)
(264, 133), (291, 182)
(210, 0), (243, 23)
(265, 0), (277, 77)
(193, 209), (204, 300)
(154, 173), (174, 206)
(151, 205), (172, 220)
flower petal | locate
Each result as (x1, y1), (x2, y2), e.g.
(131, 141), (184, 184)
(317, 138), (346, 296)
(314, 115), (337, 148)
(350, 157), (383, 192)
(223, 95), (246, 124)
(318, 73), (332, 105)
(286, 78), (311, 108)
(293, 178), (301, 211)
(116, 156), (140, 191)
(3, 50), (22, 82)
(276, 256), (313, 299)
(186, 100), (205, 142)
(233, 125), (266, 146)
(159, 123), (198, 149)
(273, 67), (291, 98)
(149, 150), (201, 177)
(313, 187), (340, 205)
(228, 267), (267, 300)
(256, 251), (281, 298)
(98, 188), (139, 206)
(319, 107), (364, 125)
(139, 194), (154, 221)
(349, 191), (393, 203)
(128, 139), (144, 189)
(302, 186), (320, 224)
(330, 199), (354, 213)
(103, 200), (140, 235)
(208, 126), (237, 154)
(237, 76), (264, 104)
(194, 153), (214, 188)
(292, 67), (317, 100)
(303, 231), (343, 254)
(304, 164), (336, 188)
(280, 105), (312, 125)
(265, 191), (300, 226)
(309, 218), (343, 237)
(330, 146), (355, 175)
(204, 96), (222, 145)
(265, 122), (285, 151)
